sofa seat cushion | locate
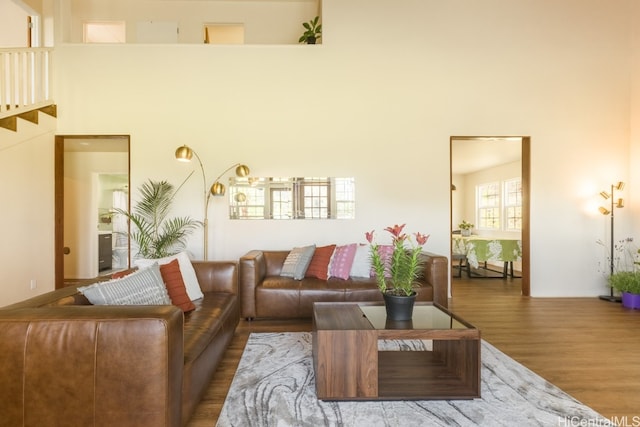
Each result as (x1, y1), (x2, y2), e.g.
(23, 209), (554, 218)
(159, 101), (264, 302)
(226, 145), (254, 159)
(182, 292), (234, 364)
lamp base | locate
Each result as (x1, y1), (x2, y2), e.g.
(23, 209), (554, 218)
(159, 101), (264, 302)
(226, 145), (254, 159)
(598, 294), (622, 303)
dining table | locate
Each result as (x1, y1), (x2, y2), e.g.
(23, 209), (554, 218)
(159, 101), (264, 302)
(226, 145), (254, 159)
(452, 235), (522, 278)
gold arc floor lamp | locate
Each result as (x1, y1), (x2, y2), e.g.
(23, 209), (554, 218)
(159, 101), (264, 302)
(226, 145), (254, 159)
(175, 145), (250, 260)
(598, 181), (624, 303)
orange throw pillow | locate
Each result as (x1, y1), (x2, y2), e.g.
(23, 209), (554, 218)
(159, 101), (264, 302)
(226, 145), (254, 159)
(160, 259), (196, 312)
(305, 244), (336, 280)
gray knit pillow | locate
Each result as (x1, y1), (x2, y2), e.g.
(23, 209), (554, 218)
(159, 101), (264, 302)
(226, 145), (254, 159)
(79, 262), (171, 305)
(280, 245), (316, 280)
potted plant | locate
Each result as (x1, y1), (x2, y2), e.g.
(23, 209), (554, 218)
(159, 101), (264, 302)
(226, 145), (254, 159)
(366, 224), (430, 320)
(459, 220), (473, 236)
(116, 179), (201, 259)
(298, 16), (322, 44)
(608, 271), (640, 309)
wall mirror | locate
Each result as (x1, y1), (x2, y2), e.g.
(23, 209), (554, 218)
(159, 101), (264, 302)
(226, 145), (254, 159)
(228, 177), (355, 219)
(54, 135), (130, 288)
(450, 136), (530, 296)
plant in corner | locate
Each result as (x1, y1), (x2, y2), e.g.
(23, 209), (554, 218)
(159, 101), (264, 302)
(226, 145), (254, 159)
(116, 179), (201, 259)
(298, 16), (322, 44)
(609, 270), (640, 310)
(366, 224), (430, 320)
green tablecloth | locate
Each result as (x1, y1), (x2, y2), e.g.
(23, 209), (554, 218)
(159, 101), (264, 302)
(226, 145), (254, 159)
(452, 236), (522, 269)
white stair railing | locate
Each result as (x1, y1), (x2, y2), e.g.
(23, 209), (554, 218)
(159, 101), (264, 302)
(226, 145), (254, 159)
(0, 47), (53, 119)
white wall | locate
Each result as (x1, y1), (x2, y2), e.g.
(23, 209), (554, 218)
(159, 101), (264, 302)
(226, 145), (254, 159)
(0, 114), (56, 305)
(50, 0), (633, 298)
(0, 0), (636, 305)
(0, 0), (30, 47)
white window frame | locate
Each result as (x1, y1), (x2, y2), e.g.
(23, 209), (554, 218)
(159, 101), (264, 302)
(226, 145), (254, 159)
(503, 178), (523, 232)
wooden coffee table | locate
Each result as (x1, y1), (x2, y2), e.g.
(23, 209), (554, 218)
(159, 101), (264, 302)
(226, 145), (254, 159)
(311, 302), (481, 400)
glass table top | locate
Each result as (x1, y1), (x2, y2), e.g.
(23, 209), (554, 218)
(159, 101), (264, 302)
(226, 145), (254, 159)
(359, 304), (469, 330)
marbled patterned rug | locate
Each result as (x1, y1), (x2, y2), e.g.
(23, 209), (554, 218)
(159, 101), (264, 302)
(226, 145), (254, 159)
(217, 332), (611, 427)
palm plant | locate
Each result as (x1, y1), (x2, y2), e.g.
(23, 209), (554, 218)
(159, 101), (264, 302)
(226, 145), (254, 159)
(116, 179), (201, 259)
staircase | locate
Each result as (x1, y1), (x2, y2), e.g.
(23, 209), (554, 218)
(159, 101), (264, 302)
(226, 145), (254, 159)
(0, 47), (55, 132)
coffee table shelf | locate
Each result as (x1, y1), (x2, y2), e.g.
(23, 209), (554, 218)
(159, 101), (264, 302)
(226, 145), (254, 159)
(312, 302), (481, 401)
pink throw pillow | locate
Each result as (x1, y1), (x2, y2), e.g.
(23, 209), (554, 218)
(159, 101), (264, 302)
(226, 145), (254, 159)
(329, 244), (358, 280)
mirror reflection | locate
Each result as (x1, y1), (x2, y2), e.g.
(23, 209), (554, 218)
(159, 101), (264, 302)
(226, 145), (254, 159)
(228, 177), (355, 219)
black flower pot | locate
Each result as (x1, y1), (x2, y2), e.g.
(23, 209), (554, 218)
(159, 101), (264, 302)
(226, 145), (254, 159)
(383, 292), (417, 321)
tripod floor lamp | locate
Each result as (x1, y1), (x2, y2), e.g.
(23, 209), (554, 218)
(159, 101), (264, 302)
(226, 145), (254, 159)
(175, 145), (250, 260)
(598, 181), (624, 303)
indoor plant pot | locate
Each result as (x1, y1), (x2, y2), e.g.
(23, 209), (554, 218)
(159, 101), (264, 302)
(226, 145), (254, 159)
(298, 16), (322, 44)
(608, 271), (640, 310)
(366, 224), (430, 321)
(383, 291), (417, 321)
(459, 220), (473, 237)
(621, 291), (640, 310)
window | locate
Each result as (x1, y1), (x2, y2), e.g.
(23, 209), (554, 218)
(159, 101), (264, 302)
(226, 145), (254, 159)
(83, 21), (126, 43)
(476, 178), (522, 231)
(477, 182), (500, 229)
(503, 178), (523, 231)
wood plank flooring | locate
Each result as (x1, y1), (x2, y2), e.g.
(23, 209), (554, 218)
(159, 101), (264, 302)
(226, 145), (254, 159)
(187, 275), (640, 426)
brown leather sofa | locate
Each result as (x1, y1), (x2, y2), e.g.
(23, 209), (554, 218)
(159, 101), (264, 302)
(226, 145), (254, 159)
(0, 261), (238, 427)
(239, 250), (448, 319)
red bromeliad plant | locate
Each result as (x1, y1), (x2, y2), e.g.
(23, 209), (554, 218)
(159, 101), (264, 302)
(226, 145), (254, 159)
(365, 224), (430, 296)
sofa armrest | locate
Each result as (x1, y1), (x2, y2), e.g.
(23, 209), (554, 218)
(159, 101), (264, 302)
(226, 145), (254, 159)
(0, 305), (183, 427)
(192, 261), (238, 294)
(239, 250), (267, 319)
(421, 252), (449, 308)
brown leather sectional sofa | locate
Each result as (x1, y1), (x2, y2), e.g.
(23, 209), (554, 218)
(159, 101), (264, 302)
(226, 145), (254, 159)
(0, 261), (238, 427)
(239, 250), (448, 319)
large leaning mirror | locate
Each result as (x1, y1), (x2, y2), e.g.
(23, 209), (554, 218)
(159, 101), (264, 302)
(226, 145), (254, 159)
(228, 177), (355, 219)
(54, 135), (131, 288)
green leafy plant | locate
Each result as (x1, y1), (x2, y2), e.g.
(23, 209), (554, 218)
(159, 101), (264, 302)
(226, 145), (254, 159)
(366, 224), (430, 296)
(609, 271), (640, 295)
(116, 179), (201, 259)
(298, 16), (322, 44)
(459, 220), (474, 230)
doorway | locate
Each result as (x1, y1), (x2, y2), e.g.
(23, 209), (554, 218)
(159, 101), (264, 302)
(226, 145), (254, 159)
(450, 136), (530, 296)
(54, 135), (131, 288)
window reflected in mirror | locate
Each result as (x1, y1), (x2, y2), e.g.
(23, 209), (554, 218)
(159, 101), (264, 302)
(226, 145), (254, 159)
(229, 177), (355, 219)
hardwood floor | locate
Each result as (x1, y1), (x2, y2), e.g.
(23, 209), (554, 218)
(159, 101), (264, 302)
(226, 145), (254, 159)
(187, 276), (640, 426)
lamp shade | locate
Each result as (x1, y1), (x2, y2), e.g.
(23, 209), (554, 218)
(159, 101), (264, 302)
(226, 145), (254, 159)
(211, 181), (226, 196)
(236, 164), (250, 177)
(599, 206), (610, 215)
(175, 145), (193, 162)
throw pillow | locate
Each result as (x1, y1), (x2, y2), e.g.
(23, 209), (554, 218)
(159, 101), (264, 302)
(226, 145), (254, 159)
(329, 243), (357, 280)
(79, 263), (171, 306)
(159, 259), (196, 312)
(305, 244), (336, 280)
(111, 267), (137, 279)
(280, 245), (316, 280)
(350, 244), (372, 278)
(135, 251), (204, 301)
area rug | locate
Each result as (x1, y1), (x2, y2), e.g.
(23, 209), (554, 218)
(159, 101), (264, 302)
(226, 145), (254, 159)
(217, 332), (611, 427)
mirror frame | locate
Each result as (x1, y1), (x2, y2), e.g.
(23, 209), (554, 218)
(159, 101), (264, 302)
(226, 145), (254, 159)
(449, 136), (530, 297)
(54, 135), (131, 289)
